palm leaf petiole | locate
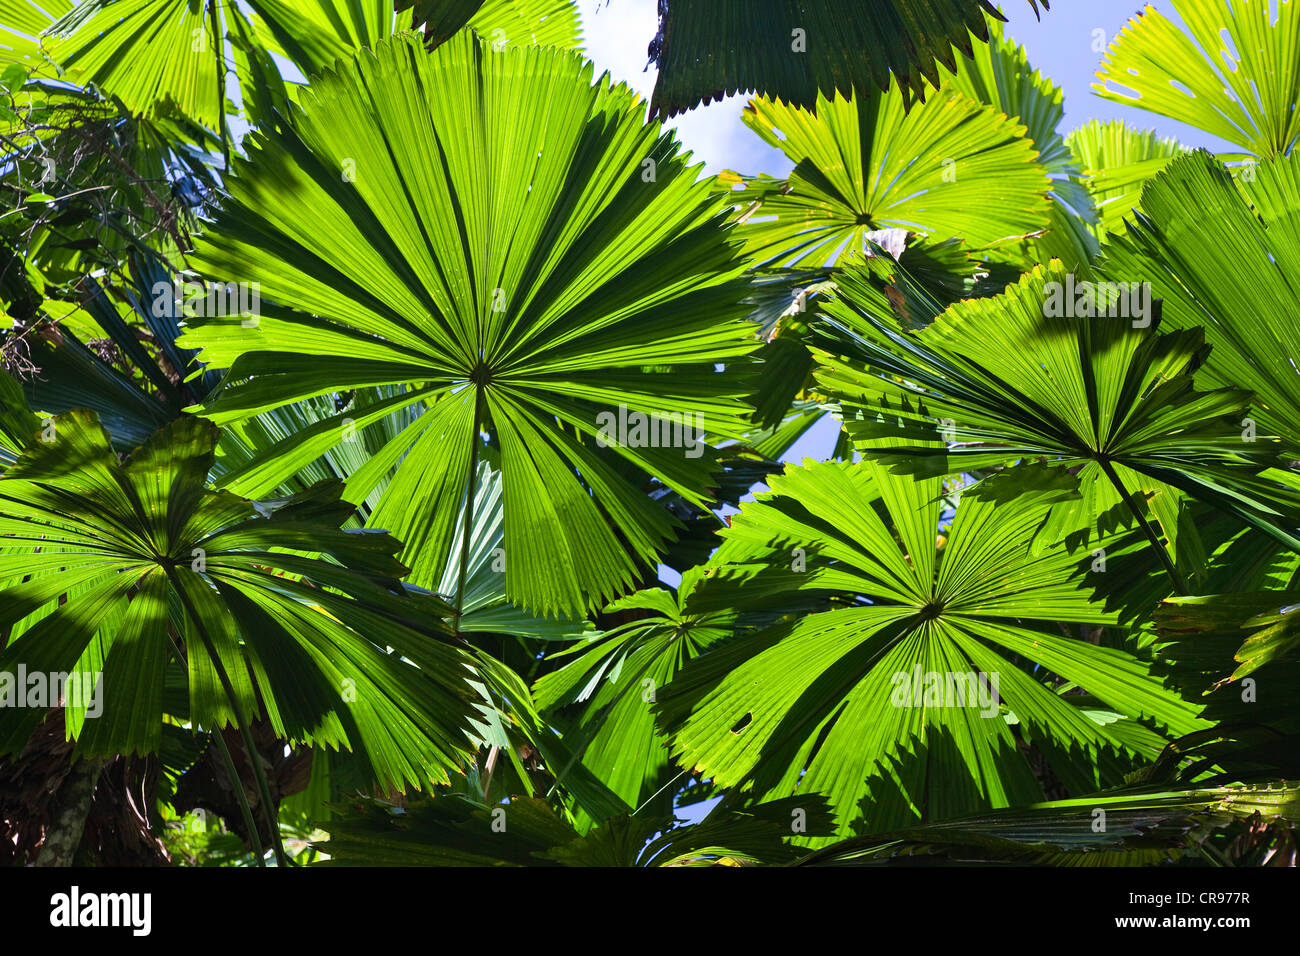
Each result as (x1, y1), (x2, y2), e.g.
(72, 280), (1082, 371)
(1098, 458), (1189, 596)
(166, 565), (291, 866)
(453, 386), (486, 632)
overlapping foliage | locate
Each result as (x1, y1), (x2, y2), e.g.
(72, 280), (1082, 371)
(1, 0), (1297, 868)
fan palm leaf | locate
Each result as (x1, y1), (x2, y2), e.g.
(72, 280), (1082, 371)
(814, 257), (1300, 569)
(317, 791), (832, 865)
(533, 567), (731, 825)
(0, 409), (480, 794)
(261, 0), (582, 79)
(797, 783), (1300, 865)
(179, 32), (758, 618)
(937, 18), (1098, 270)
(1097, 149), (1300, 451)
(655, 457), (1205, 843)
(0, 0), (72, 67)
(1093, 0), (1300, 159)
(44, 0), (581, 138)
(647, 0), (1052, 116)
(722, 83), (1052, 268)
(1066, 120), (1184, 240)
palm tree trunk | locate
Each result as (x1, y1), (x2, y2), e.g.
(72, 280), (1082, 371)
(34, 756), (102, 867)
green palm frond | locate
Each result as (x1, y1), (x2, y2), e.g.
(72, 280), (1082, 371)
(944, 18), (1095, 235)
(648, 0), (1051, 116)
(316, 792), (833, 866)
(814, 256), (1300, 568)
(1067, 120), (1184, 239)
(48, 0), (246, 134)
(437, 460), (590, 641)
(461, 0), (580, 49)
(180, 32), (758, 618)
(533, 568), (731, 825)
(1094, 0), (1300, 159)
(11, 255), (219, 451)
(0, 0), (72, 67)
(247, 0), (397, 76)
(0, 410), (479, 792)
(1098, 149), (1300, 451)
(1152, 589), (1300, 782)
(798, 783), (1300, 865)
(264, 0), (582, 78)
(655, 458), (1204, 843)
(0, 368), (40, 462)
(938, 17), (1098, 270)
(722, 83), (1052, 268)
(45, 0), (581, 137)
